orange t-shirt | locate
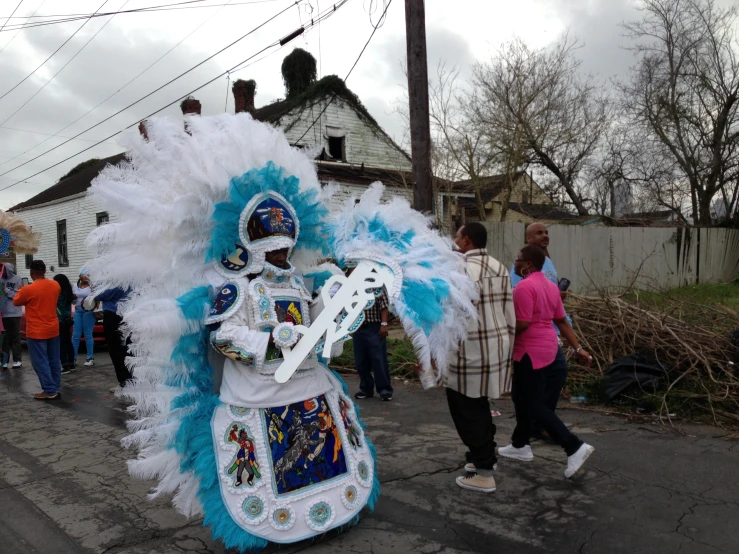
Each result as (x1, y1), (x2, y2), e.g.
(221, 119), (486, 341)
(13, 278), (61, 340)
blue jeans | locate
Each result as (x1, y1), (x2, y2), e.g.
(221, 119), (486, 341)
(353, 323), (393, 396)
(72, 309), (95, 360)
(27, 336), (62, 395)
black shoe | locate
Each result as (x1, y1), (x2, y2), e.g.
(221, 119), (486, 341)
(354, 392), (373, 400)
(247, 475), (254, 486)
(61, 367), (71, 375)
(380, 393), (393, 402)
(235, 479), (242, 487)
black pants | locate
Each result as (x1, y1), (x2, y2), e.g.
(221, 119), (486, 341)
(353, 323), (393, 396)
(446, 387), (497, 470)
(59, 318), (75, 368)
(532, 346), (569, 431)
(2, 316), (21, 362)
(511, 354), (582, 456)
(103, 311), (132, 386)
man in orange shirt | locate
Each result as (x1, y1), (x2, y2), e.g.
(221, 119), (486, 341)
(13, 260), (62, 400)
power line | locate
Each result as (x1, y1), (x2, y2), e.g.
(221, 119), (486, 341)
(0, 0), (235, 169)
(0, 0), (351, 195)
(0, 1), (45, 56)
(0, 0), (125, 130)
(0, 1), (107, 103)
(0, 1), (23, 33)
(294, 0), (391, 145)
(0, 0), (345, 192)
(0, 0), (282, 31)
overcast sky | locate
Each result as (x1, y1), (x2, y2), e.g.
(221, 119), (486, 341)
(0, 0), (652, 209)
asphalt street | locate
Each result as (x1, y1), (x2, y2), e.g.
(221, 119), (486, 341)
(1, 349), (737, 553)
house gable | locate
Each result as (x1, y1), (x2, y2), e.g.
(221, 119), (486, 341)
(253, 76), (411, 172)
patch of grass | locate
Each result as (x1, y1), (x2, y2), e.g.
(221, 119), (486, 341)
(625, 280), (739, 326)
(329, 337), (417, 377)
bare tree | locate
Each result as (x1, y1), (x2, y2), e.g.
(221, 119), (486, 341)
(468, 34), (611, 216)
(620, 0), (739, 225)
(587, 121), (689, 222)
(428, 62), (497, 221)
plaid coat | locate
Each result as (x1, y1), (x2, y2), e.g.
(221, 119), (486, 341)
(446, 249), (515, 399)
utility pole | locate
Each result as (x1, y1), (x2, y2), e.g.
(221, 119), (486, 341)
(405, 0), (433, 214)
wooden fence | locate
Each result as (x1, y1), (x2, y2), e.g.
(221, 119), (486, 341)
(483, 222), (739, 293)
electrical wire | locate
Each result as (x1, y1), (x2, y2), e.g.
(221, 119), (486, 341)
(0, 0), (283, 31)
(0, 0), (27, 53)
(0, 0), (24, 33)
(0, 1), (108, 102)
(0, 0), (352, 193)
(0, 0), (236, 169)
(293, 0), (391, 145)
(0, 0), (45, 56)
(0, 0), (125, 130)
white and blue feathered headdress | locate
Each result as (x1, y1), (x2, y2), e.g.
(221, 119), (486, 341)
(325, 183), (477, 376)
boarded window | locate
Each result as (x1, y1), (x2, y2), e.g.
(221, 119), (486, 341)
(25, 254), (33, 269)
(96, 212), (109, 226)
(57, 220), (69, 267)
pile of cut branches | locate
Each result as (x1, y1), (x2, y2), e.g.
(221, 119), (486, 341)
(568, 291), (739, 428)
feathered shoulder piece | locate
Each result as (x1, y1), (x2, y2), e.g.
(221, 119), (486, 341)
(324, 183), (477, 377)
(0, 209), (40, 254)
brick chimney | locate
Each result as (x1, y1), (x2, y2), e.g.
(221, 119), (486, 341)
(232, 79), (256, 114)
(180, 97), (202, 116)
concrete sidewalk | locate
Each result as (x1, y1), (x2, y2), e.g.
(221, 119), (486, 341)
(1, 352), (737, 553)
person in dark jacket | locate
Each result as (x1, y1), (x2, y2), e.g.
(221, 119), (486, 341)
(54, 274), (76, 374)
(87, 287), (132, 392)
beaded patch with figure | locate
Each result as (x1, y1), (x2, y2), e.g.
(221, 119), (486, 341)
(263, 395), (348, 496)
(206, 282), (243, 325)
(338, 397), (361, 450)
(224, 423), (262, 488)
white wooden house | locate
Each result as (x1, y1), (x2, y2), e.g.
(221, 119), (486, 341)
(10, 75), (414, 282)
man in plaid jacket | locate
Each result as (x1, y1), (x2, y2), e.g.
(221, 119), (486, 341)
(447, 222), (515, 493)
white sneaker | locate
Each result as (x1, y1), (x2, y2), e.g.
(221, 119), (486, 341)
(464, 462), (497, 473)
(455, 473), (496, 493)
(84, 358), (94, 367)
(1, 363), (7, 369)
(12, 361), (21, 368)
(497, 444), (534, 461)
(565, 443), (594, 478)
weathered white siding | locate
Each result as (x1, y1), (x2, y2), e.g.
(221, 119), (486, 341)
(12, 194), (114, 282)
(276, 98), (411, 172)
(320, 180), (411, 211)
(483, 222), (739, 293)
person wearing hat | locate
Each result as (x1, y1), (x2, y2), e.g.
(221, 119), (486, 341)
(12, 260), (62, 400)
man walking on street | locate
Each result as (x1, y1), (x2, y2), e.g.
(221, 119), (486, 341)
(510, 223), (571, 431)
(1, 263), (23, 369)
(12, 260), (62, 399)
(447, 222), (515, 493)
(352, 283), (393, 402)
(88, 287), (133, 392)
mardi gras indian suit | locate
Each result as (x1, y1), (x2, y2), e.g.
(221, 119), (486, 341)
(84, 114), (475, 551)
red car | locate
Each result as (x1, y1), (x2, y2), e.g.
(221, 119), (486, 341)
(19, 305), (105, 343)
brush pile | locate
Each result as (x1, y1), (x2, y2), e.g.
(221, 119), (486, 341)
(567, 291), (739, 428)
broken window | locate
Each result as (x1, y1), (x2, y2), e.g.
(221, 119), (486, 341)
(328, 136), (345, 161)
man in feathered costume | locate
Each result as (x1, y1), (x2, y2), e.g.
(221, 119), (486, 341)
(84, 114), (475, 551)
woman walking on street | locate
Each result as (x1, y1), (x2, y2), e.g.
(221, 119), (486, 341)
(498, 245), (595, 478)
(54, 274), (75, 374)
(72, 269), (95, 367)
